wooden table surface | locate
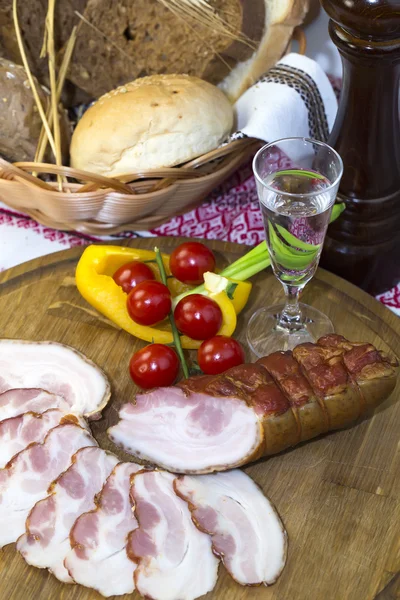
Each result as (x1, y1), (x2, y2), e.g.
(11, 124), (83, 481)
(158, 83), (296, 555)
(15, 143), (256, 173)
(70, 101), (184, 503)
(0, 237), (399, 600)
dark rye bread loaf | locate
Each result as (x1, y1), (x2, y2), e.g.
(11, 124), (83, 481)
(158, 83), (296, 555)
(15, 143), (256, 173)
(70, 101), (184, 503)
(66, 0), (265, 99)
(0, 0), (87, 83)
(0, 0), (309, 105)
(66, 0), (309, 101)
(0, 58), (71, 163)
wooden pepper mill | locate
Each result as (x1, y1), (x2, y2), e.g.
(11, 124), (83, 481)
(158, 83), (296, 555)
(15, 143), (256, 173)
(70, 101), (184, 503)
(320, 0), (400, 295)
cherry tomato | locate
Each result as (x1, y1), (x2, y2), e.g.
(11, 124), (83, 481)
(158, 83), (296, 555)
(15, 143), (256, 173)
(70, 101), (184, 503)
(174, 294), (222, 340)
(170, 242), (216, 285)
(129, 344), (179, 389)
(113, 261), (155, 294)
(198, 336), (245, 375)
(127, 281), (171, 326)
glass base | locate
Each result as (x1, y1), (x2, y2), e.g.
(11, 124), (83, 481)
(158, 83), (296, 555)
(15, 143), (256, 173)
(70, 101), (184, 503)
(246, 303), (334, 358)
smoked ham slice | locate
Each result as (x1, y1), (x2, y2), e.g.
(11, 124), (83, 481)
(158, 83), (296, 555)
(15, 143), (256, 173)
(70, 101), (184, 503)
(175, 470), (287, 586)
(127, 470), (219, 600)
(65, 462), (143, 597)
(108, 388), (262, 474)
(0, 409), (86, 468)
(0, 340), (111, 419)
(0, 423), (96, 548)
(108, 335), (397, 474)
(0, 388), (71, 421)
(17, 447), (118, 582)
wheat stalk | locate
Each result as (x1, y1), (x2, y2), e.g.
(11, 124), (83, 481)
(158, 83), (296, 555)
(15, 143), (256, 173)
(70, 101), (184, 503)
(35, 26), (78, 164)
(157, 0), (253, 46)
(158, 3), (233, 74)
(12, 0), (57, 159)
(43, 0), (63, 190)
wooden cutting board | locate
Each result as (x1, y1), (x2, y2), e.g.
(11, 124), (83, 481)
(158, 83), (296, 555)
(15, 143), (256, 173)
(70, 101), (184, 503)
(0, 237), (399, 600)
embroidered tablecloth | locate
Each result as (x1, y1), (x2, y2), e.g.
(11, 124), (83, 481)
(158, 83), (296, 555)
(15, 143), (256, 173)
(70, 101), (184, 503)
(0, 161), (398, 316)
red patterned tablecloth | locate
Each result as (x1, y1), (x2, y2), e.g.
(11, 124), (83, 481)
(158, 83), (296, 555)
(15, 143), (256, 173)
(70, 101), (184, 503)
(0, 158), (399, 316)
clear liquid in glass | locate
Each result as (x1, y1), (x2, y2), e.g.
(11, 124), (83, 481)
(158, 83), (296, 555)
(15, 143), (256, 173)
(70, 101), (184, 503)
(259, 169), (333, 286)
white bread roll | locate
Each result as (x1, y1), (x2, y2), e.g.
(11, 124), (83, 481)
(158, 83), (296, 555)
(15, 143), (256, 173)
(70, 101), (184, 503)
(70, 74), (234, 177)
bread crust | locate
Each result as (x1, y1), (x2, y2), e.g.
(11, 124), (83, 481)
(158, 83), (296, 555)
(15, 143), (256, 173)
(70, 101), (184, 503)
(220, 0), (310, 101)
(0, 58), (71, 163)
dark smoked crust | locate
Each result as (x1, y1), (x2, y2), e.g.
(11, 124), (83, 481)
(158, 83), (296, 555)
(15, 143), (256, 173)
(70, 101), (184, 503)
(173, 476), (288, 587)
(179, 335), (398, 460)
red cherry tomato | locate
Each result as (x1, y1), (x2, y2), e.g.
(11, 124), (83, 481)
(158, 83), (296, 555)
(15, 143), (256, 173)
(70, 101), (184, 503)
(174, 294), (222, 340)
(170, 242), (216, 285)
(113, 261), (155, 294)
(129, 344), (179, 389)
(198, 336), (245, 375)
(127, 281), (171, 326)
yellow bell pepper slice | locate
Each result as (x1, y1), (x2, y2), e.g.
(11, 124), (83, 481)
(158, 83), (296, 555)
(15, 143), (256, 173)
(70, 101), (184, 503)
(202, 272), (252, 315)
(229, 279), (252, 314)
(75, 245), (237, 350)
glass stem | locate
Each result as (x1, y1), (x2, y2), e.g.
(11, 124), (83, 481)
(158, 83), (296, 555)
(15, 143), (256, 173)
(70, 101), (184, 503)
(278, 284), (305, 332)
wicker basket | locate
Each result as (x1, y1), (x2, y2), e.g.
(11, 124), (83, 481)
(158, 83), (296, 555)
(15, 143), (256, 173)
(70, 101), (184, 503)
(0, 138), (261, 235)
(0, 30), (305, 236)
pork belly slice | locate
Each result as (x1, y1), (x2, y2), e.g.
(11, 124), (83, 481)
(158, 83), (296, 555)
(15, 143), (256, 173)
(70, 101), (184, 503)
(0, 339), (111, 419)
(0, 423), (96, 548)
(128, 471), (219, 600)
(108, 388), (263, 474)
(17, 446), (118, 582)
(0, 388), (71, 421)
(65, 462), (143, 597)
(175, 470), (287, 586)
(0, 409), (87, 468)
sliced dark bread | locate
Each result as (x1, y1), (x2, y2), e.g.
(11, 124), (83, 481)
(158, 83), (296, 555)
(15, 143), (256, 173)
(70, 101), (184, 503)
(0, 0), (87, 83)
(65, 0), (268, 99)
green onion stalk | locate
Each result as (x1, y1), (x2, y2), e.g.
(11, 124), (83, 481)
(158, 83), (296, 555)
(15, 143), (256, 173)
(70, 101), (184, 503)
(154, 247), (189, 378)
(173, 203), (345, 304)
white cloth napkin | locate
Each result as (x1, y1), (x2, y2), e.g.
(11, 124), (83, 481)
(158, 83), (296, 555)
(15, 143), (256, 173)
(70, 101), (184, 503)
(232, 53), (338, 149)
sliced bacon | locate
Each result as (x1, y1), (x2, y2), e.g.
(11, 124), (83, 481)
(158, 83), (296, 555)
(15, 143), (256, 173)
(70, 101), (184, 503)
(175, 470), (287, 586)
(128, 470), (219, 600)
(107, 336), (397, 474)
(65, 462), (143, 597)
(0, 339), (111, 419)
(17, 447), (118, 582)
(108, 388), (263, 474)
(0, 409), (86, 468)
(0, 388), (71, 421)
(0, 423), (96, 548)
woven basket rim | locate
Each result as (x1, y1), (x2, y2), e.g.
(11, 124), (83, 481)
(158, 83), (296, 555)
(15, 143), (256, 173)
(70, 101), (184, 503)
(0, 138), (257, 195)
(0, 139), (261, 234)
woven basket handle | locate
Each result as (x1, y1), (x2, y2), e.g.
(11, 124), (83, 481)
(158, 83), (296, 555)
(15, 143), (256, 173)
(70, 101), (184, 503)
(14, 162), (135, 195)
(79, 165), (203, 193)
(0, 158), (55, 191)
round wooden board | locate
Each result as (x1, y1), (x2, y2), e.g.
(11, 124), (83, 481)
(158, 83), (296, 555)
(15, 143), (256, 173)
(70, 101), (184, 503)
(0, 237), (399, 600)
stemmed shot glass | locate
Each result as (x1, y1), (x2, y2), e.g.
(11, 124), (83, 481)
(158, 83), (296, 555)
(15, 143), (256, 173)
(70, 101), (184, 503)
(247, 137), (343, 357)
